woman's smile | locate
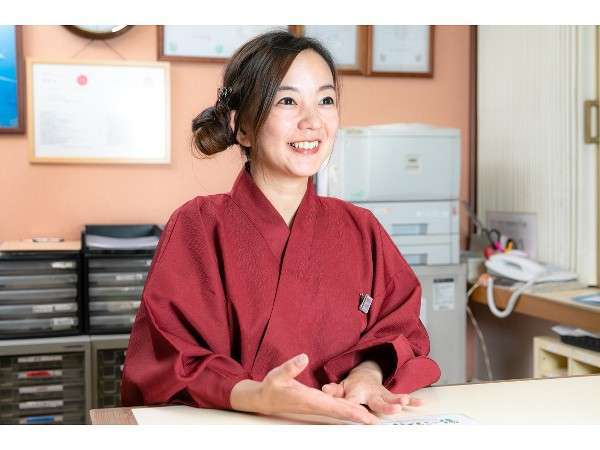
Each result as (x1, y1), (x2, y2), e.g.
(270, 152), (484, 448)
(288, 140), (321, 155)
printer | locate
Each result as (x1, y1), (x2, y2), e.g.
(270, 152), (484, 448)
(317, 123), (461, 266)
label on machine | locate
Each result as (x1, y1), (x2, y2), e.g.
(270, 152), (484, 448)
(433, 278), (455, 311)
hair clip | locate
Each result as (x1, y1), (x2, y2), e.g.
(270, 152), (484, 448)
(217, 86), (232, 104)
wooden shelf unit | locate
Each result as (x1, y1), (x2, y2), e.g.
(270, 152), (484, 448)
(533, 336), (600, 378)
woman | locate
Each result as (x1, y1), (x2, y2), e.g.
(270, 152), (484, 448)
(121, 30), (440, 425)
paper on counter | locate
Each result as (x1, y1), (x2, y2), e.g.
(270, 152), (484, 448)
(132, 406), (479, 426)
(86, 234), (159, 250)
(381, 414), (478, 425)
(571, 293), (600, 306)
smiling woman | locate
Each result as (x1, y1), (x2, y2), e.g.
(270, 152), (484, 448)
(121, 31), (440, 425)
(191, 32), (339, 170)
(255, 50), (339, 179)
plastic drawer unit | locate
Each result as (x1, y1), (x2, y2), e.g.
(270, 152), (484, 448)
(0, 250), (82, 339)
(90, 335), (129, 408)
(82, 225), (160, 334)
(0, 336), (92, 424)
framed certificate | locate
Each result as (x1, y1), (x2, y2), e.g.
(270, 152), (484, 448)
(367, 25), (434, 77)
(28, 59), (171, 165)
(0, 25), (25, 133)
(158, 25), (292, 62)
(291, 25), (368, 75)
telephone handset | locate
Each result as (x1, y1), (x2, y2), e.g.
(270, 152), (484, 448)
(485, 250), (577, 283)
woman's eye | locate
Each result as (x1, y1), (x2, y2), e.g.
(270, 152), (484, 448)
(278, 97), (296, 106)
(320, 96), (335, 105)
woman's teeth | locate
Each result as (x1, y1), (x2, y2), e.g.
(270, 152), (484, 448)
(289, 141), (319, 150)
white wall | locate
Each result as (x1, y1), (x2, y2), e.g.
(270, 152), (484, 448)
(477, 25), (597, 285)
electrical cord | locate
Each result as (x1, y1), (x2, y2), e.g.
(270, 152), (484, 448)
(466, 280), (494, 381)
(485, 272), (544, 319)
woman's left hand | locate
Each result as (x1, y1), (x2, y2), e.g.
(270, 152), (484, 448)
(321, 362), (423, 416)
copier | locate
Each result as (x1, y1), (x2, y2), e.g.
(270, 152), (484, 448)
(317, 123), (460, 266)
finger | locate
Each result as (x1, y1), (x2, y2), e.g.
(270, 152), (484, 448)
(382, 393), (423, 408)
(367, 395), (400, 415)
(298, 387), (379, 425)
(408, 397), (423, 406)
(340, 403), (380, 425)
(322, 384), (334, 395)
(321, 383), (344, 397)
(383, 393), (411, 406)
(342, 385), (368, 405)
(266, 354), (309, 383)
(345, 392), (368, 406)
(321, 396), (380, 425)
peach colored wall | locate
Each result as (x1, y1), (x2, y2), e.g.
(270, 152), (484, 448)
(0, 25), (471, 242)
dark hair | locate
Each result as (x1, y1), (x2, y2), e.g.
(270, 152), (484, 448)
(191, 30), (339, 159)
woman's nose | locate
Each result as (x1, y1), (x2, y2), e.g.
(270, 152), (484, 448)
(298, 107), (323, 130)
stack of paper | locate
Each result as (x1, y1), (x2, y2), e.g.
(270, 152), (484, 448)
(571, 293), (600, 307)
(86, 234), (159, 250)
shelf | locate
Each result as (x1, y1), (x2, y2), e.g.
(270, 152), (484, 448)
(533, 336), (600, 378)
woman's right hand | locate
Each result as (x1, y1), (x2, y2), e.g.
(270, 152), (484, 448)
(230, 353), (379, 424)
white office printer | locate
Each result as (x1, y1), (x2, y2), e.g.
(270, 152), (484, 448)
(317, 123), (461, 266)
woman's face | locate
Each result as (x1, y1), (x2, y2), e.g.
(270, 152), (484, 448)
(252, 49), (340, 179)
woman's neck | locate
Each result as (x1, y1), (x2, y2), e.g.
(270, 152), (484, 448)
(249, 163), (308, 228)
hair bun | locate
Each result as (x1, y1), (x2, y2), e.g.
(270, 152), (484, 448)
(191, 104), (236, 156)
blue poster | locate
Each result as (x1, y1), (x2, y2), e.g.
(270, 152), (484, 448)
(0, 25), (19, 129)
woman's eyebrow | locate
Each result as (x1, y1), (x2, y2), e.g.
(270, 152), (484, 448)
(277, 84), (336, 92)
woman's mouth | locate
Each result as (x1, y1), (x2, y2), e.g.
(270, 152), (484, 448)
(288, 140), (320, 155)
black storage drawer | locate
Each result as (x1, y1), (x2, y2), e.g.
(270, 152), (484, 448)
(83, 225), (160, 334)
(0, 252), (82, 339)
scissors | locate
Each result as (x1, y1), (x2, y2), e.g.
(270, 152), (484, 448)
(461, 202), (515, 252)
(505, 238), (515, 252)
(485, 228), (502, 250)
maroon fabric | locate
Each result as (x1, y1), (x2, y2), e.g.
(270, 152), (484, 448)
(121, 165), (441, 410)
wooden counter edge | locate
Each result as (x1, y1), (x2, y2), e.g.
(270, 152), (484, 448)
(470, 285), (600, 330)
(90, 407), (138, 425)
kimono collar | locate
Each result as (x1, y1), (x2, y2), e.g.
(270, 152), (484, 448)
(229, 162), (319, 264)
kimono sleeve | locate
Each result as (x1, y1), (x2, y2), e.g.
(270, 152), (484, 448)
(121, 200), (250, 410)
(322, 214), (441, 393)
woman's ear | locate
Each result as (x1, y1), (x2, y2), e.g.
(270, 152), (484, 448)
(229, 110), (251, 148)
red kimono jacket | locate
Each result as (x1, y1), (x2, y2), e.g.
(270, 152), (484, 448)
(121, 164), (440, 410)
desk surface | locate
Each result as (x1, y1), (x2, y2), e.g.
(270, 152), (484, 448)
(90, 374), (600, 425)
(470, 285), (600, 331)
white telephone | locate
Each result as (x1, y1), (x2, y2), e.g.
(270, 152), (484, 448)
(485, 250), (577, 283)
(484, 250), (578, 318)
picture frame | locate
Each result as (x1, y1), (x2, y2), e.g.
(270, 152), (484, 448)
(157, 25), (293, 63)
(290, 25), (368, 75)
(367, 25), (434, 78)
(0, 25), (25, 133)
(28, 59), (171, 165)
